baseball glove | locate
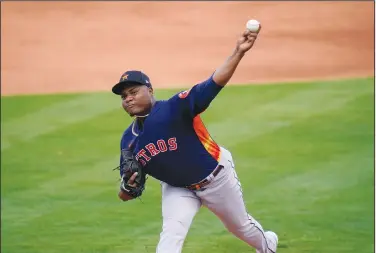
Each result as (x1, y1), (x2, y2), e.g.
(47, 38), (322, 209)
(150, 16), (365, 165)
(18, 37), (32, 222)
(116, 149), (147, 199)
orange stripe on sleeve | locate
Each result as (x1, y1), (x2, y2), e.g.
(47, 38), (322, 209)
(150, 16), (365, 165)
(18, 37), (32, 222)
(193, 115), (221, 161)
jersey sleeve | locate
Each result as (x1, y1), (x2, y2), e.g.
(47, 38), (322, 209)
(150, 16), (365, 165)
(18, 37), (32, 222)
(169, 74), (223, 117)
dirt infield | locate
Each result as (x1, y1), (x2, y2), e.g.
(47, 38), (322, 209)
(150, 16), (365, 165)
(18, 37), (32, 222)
(1, 2), (374, 96)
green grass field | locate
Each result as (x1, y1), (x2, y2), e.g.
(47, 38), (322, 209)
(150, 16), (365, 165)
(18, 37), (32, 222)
(1, 77), (374, 253)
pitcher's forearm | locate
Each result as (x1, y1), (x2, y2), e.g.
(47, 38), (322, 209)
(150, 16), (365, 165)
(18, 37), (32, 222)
(213, 49), (245, 87)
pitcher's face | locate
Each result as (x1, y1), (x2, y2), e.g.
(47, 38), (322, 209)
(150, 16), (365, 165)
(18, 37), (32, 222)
(121, 85), (154, 117)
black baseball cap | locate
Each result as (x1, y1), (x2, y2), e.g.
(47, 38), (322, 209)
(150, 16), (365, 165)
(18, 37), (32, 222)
(112, 70), (152, 95)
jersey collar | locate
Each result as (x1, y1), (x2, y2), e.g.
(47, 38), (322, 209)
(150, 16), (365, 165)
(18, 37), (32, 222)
(131, 101), (161, 136)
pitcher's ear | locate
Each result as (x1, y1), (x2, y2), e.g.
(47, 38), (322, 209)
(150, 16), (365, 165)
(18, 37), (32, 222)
(148, 87), (154, 95)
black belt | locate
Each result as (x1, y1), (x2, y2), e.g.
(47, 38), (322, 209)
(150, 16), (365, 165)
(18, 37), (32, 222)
(185, 165), (224, 191)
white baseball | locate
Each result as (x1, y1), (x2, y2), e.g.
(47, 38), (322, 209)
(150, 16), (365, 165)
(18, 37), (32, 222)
(246, 19), (260, 32)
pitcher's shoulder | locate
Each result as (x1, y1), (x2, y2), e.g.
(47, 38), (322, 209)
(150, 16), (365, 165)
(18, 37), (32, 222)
(121, 123), (134, 140)
(119, 122), (137, 150)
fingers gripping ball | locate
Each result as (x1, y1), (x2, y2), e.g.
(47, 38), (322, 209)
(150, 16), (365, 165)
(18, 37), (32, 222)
(120, 149), (147, 198)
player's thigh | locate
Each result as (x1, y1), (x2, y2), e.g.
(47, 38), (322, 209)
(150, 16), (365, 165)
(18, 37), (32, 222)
(197, 158), (255, 231)
(161, 182), (201, 222)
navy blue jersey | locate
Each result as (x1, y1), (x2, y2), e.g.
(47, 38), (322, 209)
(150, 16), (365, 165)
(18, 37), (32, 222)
(119, 75), (224, 187)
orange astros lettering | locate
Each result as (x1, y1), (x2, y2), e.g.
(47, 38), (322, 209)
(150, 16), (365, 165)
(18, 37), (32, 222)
(145, 143), (160, 156)
(136, 137), (178, 165)
(168, 137), (177, 150)
(157, 140), (168, 152)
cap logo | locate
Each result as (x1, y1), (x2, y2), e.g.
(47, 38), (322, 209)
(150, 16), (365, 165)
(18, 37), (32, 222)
(121, 74), (129, 81)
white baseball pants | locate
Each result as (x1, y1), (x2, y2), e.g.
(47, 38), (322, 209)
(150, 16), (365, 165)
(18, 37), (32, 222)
(156, 147), (276, 253)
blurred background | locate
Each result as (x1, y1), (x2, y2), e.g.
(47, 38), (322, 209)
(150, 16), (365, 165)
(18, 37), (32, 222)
(1, 1), (374, 95)
(1, 2), (374, 253)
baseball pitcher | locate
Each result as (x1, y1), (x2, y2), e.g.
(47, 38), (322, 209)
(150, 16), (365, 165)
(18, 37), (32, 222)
(112, 25), (278, 253)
